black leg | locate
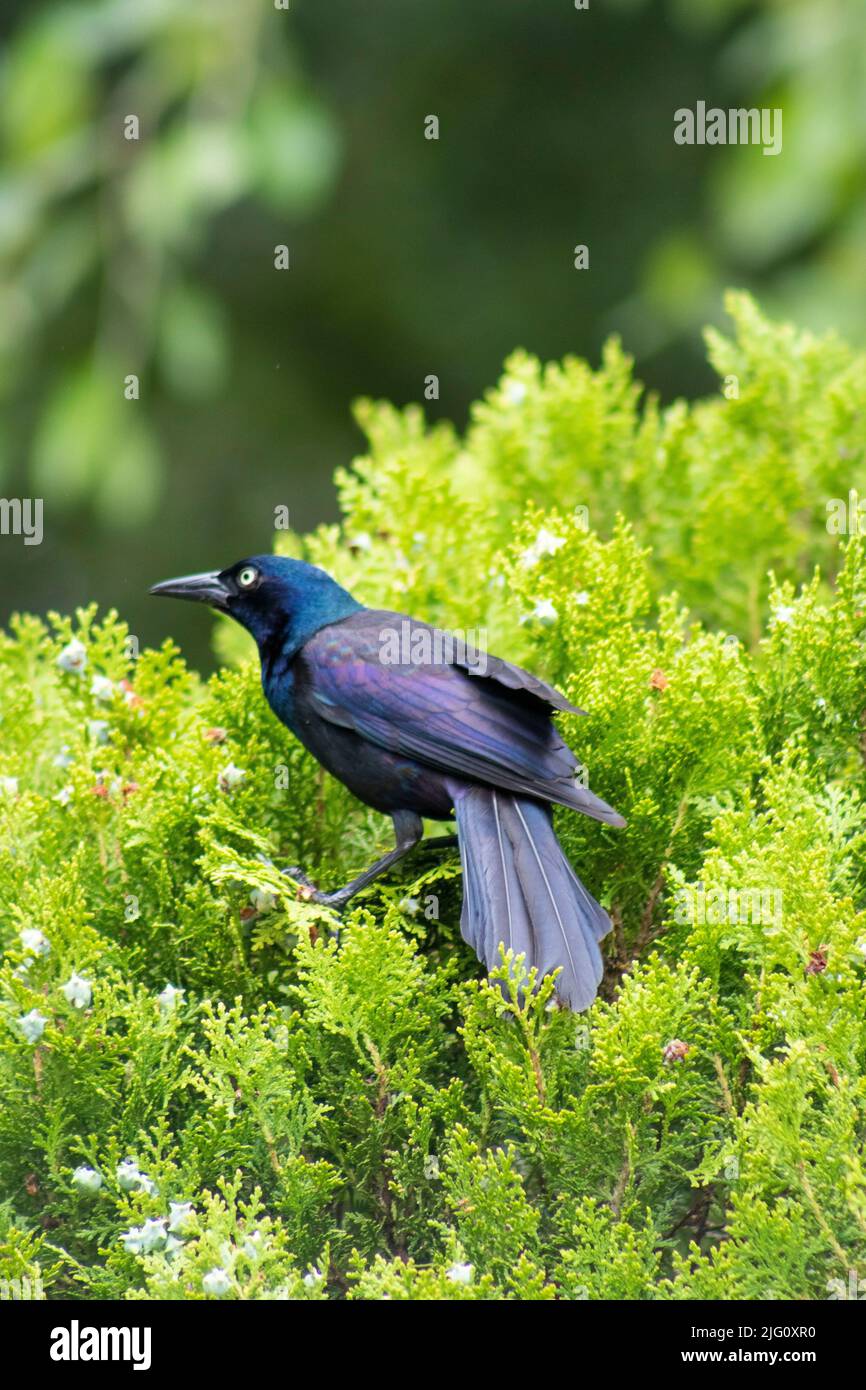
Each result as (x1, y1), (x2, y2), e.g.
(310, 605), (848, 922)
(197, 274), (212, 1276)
(282, 810), (424, 911)
(415, 833), (459, 852)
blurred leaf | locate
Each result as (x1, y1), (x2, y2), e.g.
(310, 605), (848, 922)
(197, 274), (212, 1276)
(711, 96), (849, 267)
(0, 284), (37, 392)
(31, 360), (163, 526)
(93, 425), (163, 530)
(0, 174), (41, 259)
(1, 22), (92, 160)
(32, 363), (111, 506)
(123, 123), (250, 250)
(22, 208), (99, 318)
(158, 281), (229, 399)
(643, 232), (717, 322)
(246, 83), (341, 215)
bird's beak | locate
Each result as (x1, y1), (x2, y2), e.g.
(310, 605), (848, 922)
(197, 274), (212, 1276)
(149, 571), (232, 611)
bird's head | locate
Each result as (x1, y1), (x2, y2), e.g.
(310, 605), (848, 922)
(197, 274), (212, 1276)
(150, 554), (361, 656)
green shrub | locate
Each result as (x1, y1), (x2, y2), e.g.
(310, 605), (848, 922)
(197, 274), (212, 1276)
(1, 293), (865, 1300)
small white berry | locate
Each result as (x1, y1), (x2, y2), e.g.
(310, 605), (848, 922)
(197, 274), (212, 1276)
(90, 675), (116, 702)
(57, 639), (87, 675)
(121, 1218), (167, 1255)
(520, 598), (559, 626)
(168, 1201), (195, 1235)
(18, 1009), (47, 1043)
(72, 1166), (103, 1194)
(217, 763), (246, 793)
(62, 973), (92, 1009)
(20, 928), (51, 957)
(203, 1267), (232, 1297)
(116, 1160), (145, 1192)
(157, 984), (185, 1014)
(243, 1230), (263, 1261)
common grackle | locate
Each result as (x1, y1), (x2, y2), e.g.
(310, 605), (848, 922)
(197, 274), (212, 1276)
(151, 555), (625, 1011)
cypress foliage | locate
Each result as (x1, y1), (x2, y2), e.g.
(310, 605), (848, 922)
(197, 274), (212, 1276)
(1, 294), (865, 1300)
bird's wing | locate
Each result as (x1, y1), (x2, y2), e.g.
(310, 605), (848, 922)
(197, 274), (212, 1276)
(451, 645), (585, 714)
(297, 611), (622, 824)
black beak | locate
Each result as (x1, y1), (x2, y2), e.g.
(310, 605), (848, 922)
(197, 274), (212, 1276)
(149, 570), (232, 611)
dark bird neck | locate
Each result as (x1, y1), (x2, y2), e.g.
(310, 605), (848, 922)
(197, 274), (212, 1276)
(256, 590), (363, 730)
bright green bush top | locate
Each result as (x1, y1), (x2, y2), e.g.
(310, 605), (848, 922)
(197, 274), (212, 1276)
(1, 293), (865, 1300)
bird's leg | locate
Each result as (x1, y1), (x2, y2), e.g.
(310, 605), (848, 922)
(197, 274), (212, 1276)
(414, 832), (459, 854)
(280, 865), (318, 891)
(283, 810), (424, 911)
(414, 822), (461, 856)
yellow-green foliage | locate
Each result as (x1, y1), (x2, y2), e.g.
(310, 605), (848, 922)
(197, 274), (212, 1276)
(1, 295), (865, 1300)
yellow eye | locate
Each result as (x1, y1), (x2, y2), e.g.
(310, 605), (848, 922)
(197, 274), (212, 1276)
(237, 566), (259, 589)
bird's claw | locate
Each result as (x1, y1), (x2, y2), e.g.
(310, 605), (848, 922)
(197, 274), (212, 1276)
(281, 866), (346, 911)
(281, 865), (316, 889)
(309, 890), (348, 910)
(281, 866), (323, 902)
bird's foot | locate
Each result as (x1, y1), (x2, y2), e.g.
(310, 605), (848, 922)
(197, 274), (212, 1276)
(281, 866), (320, 899)
(281, 866), (349, 911)
(310, 888), (352, 911)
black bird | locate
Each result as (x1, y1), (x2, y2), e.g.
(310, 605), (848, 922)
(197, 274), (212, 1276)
(151, 555), (625, 1010)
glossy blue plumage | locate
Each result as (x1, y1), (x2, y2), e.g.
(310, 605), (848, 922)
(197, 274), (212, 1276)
(153, 554), (625, 1011)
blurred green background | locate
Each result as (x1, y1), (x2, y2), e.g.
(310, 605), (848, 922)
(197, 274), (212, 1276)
(1, 0), (864, 669)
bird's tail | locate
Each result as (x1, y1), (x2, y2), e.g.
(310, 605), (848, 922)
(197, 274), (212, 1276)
(448, 782), (611, 1012)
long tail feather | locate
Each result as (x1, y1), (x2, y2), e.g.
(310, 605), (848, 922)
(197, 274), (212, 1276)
(449, 782), (611, 1011)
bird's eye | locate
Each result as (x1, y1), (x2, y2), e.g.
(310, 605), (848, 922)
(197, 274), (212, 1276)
(237, 566), (259, 589)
